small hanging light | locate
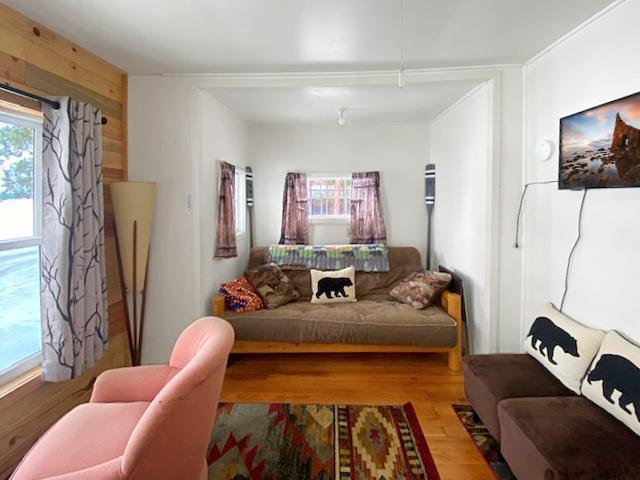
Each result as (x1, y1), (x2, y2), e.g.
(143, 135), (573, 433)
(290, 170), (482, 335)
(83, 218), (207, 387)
(338, 108), (346, 126)
(398, 0), (405, 89)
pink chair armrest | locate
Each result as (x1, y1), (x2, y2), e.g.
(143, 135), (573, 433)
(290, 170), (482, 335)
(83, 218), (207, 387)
(90, 365), (174, 403)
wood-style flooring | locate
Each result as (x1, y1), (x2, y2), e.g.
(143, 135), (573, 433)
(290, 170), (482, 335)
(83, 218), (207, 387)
(221, 353), (494, 480)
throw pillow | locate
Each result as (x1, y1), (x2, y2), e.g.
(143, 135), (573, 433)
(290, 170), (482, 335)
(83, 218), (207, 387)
(525, 304), (605, 394)
(245, 263), (300, 309)
(582, 331), (640, 435)
(219, 276), (263, 312)
(389, 270), (452, 309)
(311, 267), (356, 304)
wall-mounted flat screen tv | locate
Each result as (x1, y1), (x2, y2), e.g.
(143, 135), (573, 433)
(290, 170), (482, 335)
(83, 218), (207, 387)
(559, 91), (640, 190)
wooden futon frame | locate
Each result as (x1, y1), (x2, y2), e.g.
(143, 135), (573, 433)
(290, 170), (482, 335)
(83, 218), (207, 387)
(227, 290), (463, 371)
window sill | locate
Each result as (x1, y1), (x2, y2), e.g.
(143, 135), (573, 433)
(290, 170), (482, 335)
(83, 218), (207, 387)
(310, 216), (350, 225)
(0, 366), (42, 408)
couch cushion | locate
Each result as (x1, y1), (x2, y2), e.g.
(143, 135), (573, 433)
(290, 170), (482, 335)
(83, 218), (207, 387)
(311, 266), (356, 304)
(525, 303), (605, 394)
(463, 354), (574, 440)
(389, 270), (452, 309)
(498, 396), (640, 480)
(582, 331), (640, 436)
(248, 246), (423, 299)
(11, 401), (149, 480)
(223, 297), (457, 347)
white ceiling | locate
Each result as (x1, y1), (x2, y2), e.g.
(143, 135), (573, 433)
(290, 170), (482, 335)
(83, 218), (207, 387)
(205, 80), (483, 125)
(5, 0), (615, 75)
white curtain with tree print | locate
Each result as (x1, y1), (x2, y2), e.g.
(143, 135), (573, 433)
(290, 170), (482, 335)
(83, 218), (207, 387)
(41, 97), (108, 382)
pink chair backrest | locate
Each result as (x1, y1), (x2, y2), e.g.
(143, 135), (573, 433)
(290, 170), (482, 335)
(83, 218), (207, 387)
(122, 317), (234, 480)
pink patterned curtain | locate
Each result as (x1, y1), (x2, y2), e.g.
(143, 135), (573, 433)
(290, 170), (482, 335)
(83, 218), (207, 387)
(279, 173), (309, 245)
(350, 171), (387, 244)
(214, 161), (237, 258)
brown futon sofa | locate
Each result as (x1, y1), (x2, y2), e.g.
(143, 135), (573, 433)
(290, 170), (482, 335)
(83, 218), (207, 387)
(222, 246), (463, 370)
(464, 354), (640, 479)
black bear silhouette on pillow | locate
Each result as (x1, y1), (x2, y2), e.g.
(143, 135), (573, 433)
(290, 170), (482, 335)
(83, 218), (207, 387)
(316, 277), (353, 299)
(587, 354), (640, 422)
(527, 316), (579, 365)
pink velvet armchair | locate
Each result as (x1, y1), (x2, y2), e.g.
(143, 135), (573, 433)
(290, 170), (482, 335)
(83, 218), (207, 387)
(11, 317), (234, 480)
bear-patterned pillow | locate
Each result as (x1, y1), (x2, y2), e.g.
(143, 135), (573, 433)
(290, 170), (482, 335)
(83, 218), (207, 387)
(525, 304), (604, 394)
(582, 331), (640, 436)
(310, 267), (356, 304)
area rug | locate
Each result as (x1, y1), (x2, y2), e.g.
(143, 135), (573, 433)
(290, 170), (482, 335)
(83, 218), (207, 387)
(207, 402), (440, 480)
(452, 404), (515, 480)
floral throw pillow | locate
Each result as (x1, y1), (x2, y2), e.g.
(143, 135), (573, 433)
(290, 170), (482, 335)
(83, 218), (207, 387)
(219, 276), (263, 312)
(245, 263), (300, 309)
(390, 270), (452, 309)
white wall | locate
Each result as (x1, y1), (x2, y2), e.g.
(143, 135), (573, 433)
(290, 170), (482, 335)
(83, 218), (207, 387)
(431, 84), (492, 353)
(129, 76), (198, 363)
(496, 68), (524, 352)
(128, 78), (249, 363)
(522, 0), (640, 343)
(249, 123), (431, 260)
(197, 91), (250, 316)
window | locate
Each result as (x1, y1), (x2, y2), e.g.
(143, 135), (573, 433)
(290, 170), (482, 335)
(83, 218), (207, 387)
(234, 167), (246, 235)
(0, 111), (42, 385)
(308, 175), (351, 219)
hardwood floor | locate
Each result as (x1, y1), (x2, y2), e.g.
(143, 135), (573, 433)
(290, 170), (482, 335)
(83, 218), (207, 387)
(221, 352), (494, 480)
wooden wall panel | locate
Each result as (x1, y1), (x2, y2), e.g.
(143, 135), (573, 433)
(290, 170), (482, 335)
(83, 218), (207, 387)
(0, 4), (130, 477)
(0, 5), (126, 305)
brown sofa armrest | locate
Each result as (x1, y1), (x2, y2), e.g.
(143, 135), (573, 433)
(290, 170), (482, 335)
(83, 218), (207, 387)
(441, 290), (462, 371)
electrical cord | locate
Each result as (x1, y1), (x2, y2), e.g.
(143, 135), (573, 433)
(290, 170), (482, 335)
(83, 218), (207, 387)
(514, 180), (589, 313)
(560, 188), (588, 312)
(514, 180), (558, 248)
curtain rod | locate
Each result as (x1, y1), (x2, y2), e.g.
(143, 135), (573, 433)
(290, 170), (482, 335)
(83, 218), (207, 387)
(0, 83), (108, 125)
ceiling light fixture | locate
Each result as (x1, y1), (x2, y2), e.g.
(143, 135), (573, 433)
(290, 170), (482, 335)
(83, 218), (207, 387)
(398, 0), (405, 89)
(338, 108), (346, 126)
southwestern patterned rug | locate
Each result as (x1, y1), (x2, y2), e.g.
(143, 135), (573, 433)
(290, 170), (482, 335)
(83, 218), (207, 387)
(452, 405), (515, 480)
(207, 402), (440, 480)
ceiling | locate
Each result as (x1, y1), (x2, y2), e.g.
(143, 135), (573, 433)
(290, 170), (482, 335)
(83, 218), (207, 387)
(204, 80), (483, 125)
(5, 0), (615, 75)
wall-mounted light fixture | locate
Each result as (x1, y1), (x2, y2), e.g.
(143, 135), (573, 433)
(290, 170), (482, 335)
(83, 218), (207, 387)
(338, 108), (346, 126)
(536, 139), (555, 162)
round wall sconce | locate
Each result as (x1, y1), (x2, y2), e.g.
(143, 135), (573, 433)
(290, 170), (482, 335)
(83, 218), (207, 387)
(535, 139), (555, 162)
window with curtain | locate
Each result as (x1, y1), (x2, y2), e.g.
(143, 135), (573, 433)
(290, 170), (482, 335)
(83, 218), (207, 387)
(0, 110), (43, 385)
(308, 175), (351, 220)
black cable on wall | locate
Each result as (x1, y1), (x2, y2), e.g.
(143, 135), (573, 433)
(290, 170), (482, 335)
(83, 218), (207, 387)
(514, 180), (589, 313)
(514, 180), (558, 248)
(560, 189), (588, 312)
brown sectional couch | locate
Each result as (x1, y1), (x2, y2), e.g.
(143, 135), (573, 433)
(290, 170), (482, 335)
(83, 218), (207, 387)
(464, 354), (640, 479)
(222, 246), (463, 370)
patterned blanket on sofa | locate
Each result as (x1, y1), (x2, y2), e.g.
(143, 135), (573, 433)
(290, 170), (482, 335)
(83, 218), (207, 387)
(267, 244), (389, 272)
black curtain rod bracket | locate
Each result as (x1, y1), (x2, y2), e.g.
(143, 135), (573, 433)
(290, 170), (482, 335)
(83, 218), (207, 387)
(1, 83), (108, 125)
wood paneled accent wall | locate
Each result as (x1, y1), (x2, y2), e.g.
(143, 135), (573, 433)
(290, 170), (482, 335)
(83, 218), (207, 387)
(0, 4), (130, 477)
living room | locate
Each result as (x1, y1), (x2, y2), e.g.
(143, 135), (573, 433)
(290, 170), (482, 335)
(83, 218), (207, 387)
(0, 1), (639, 479)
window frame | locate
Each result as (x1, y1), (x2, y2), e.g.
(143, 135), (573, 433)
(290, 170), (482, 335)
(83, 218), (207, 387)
(307, 173), (352, 224)
(0, 109), (44, 386)
(234, 167), (246, 236)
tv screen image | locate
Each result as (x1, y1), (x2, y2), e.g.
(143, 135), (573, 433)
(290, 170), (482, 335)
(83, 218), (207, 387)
(559, 91), (640, 189)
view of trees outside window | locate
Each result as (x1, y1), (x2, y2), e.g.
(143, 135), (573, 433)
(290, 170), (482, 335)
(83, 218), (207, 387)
(0, 117), (41, 374)
(308, 176), (351, 217)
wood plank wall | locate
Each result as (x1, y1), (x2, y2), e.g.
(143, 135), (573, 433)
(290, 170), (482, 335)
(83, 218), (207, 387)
(0, 4), (130, 477)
